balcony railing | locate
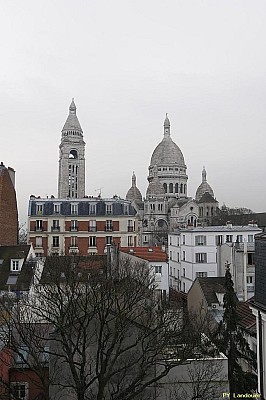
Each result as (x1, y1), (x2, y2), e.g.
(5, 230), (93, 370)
(35, 227), (43, 232)
(88, 227), (97, 232)
(105, 227), (113, 232)
(51, 227), (60, 232)
(127, 226), (134, 232)
(70, 227), (78, 232)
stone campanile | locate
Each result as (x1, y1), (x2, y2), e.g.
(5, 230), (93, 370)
(58, 99), (86, 199)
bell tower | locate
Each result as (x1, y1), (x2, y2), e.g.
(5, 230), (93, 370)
(58, 99), (85, 198)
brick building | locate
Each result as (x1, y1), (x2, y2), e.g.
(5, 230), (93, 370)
(0, 162), (18, 246)
(28, 196), (138, 256)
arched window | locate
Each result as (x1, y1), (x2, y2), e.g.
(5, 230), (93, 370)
(163, 183), (167, 193)
(184, 184), (186, 194)
(169, 183), (173, 193)
(69, 149), (78, 159)
(180, 183), (183, 194)
(175, 183), (178, 193)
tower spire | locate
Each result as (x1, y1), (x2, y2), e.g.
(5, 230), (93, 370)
(202, 166), (207, 182)
(164, 113), (170, 137)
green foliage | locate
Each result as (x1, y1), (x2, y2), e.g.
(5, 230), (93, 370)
(216, 263), (257, 395)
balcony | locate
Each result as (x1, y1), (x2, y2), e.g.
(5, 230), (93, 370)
(127, 226), (134, 232)
(105, 227), (113, 232)
(88, 227), (97, 232)
(51, 226), (60, 232)
(70, 227), (78, 232)
(35, 227), (43, 232)
(69, 246), (79, 254)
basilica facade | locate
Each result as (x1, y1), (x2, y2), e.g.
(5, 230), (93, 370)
(126, 115), (219, 245)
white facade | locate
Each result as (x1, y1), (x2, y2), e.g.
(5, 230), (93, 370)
(169, 224), (261, 293)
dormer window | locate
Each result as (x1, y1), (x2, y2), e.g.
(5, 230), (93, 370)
(11, 259), (22, 272)
(36, 204), (43, 215)
(106, 204), (112, 215)
(53, 203), (61, 214)
(71, 203), (78, 215)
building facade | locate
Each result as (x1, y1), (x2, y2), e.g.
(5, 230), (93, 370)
(0, 162), (18, 246)
(28, 196), (138, 256)
(126, 116), (219, 246)
(168, 224), (261, 293)
(250, 232), (266, 399)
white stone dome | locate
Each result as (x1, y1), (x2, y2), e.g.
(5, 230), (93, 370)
(150, 137), (185, 167)
(126, 172), (142, 203)
(195, 167), (214, 201)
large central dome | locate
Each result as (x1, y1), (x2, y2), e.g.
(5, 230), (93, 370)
(150, 114), (185, 167)
(150, 137), (185, 166)
(147, 115), (188, 198)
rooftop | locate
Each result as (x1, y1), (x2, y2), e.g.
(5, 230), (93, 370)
(120, 246), (168, 262)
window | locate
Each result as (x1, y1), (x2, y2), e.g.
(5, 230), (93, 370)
(183, 268), (185, 277)
(89, 236), (96, 247)
(70, 236), (78, 247)
(169, 251), (172, 260)
(216, 235), (223, 245)
(105, 220), (113, 231)
(106, 204), (112, 215)
(12, 260), (19, 271)
(236, 235), (243, 243)
(128, 220), (133, 232)
(53, 203), (61, 214)
(169, 183), (173, 193)
(247, 276), (253, 284)
(196, 272), (208, 278)
(195, 235), (206, 246)
(177, 252), (180, 262)
(163, 183), (167, 193)
(248, 253), (255, 265)
(199, 207), (203, 217)
(71, 203), (78, 215)
(36, 204), (43, 215)
(127, 236), (133, 246)
(11, 383), (28, 400)
(89, 220), (96, 232)
(195, 253), (207, 263)
(124, 204), (129, 215)
(106, 236), (112, 245)
(70, 220), (78, 231)
(36, 220), (43, 231)
(52, 220), (60, 231)
(52, 236), (59, 247)
(170, 266), (172, 275)
(36, 237), (42, 247)
(183, 282), (185, 292)
(154, 266), (162, 274)
(226, 235), (233, 243)
(182, 251), (185, 261)
(248, 235), (254, 243)
(89, 204), (96, 215)
(182, 235), (185, 245)
(175, 183), (178, 193)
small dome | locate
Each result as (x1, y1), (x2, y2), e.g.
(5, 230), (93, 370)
(126, 172), (142, 203)
(195, 167), (214, 201)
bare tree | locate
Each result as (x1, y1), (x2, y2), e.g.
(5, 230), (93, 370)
(1, 255), (210, 400)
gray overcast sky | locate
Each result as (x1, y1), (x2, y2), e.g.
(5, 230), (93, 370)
(1, 0), (266, 224)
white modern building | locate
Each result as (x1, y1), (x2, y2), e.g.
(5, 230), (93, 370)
(168, 223), (261, 293)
